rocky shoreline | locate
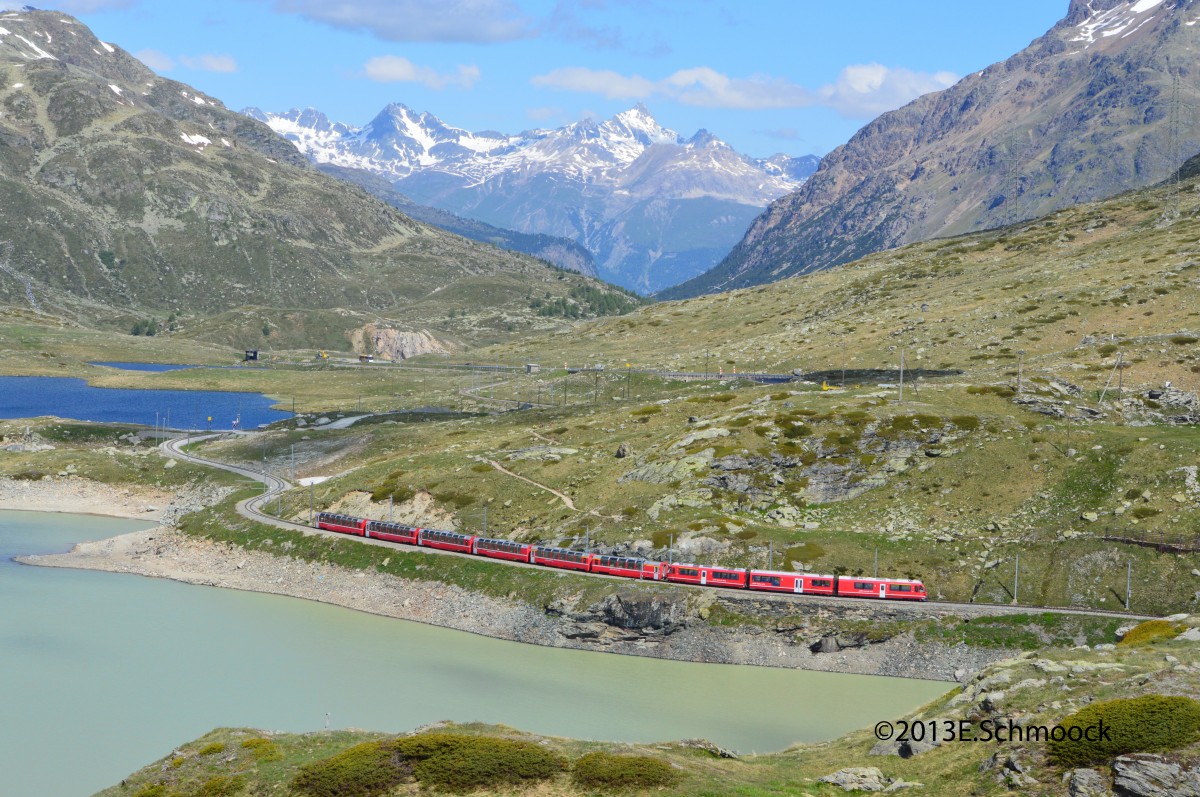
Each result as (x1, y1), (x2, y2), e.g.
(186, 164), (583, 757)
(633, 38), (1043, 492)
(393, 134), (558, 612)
(5, 475), (1024, 683)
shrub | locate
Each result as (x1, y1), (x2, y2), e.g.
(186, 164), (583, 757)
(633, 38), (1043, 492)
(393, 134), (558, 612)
(198, 742), (226, 756)
(950, 415), (981, 430)
(1130, 507), (1161, 520)
(631, 405), (663, 416)
(782, 423), (812, 439)
(291, 740), (410, 797)
(132, 785), (168, 797)
(1049, 695), (1200, 767)
(1118, 619), (1184, 647)
(241, 737), (283, 762)
(196, 776), (245, 797)
(1170, 335), (1199, 345)
(393, 732), (565, 792)
(572, 752), (679, 789)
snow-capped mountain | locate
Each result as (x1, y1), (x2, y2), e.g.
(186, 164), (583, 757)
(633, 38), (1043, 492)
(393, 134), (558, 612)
(244, 103), (816, 293)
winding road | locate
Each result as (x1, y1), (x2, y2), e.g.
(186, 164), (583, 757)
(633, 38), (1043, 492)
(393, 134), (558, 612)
(159, 434), (1157, 621)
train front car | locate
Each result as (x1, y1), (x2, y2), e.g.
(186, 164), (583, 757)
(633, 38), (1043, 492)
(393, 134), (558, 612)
(316, 512), (367, 536)
(418, 528), (476, 553)
(665, 564), (747, 589)
(590, 554), (666, 580)
(531, 545), (592, 572)
(365, 520), (420, 545)
(834, 576), (928, 600)
(882, 578), (927, 601)
(474, 537), (533, 563)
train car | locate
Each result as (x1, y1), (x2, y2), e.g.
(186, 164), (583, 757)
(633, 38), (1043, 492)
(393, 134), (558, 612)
(834, 576), (927, 601)
(531, 545), (592, 572)
(316, 512), (367, 536)
(473, 537), (532, 563)
(590, 554), (666, 580)
(419, 528), (475, 553)
(747, 570), (837, 595)
(665, 564), (747, 589)
(878, 577), (927, 601)
(365, 520), (420, 545)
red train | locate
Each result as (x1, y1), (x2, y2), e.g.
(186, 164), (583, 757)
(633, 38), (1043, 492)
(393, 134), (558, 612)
(314, 512), (926, 600)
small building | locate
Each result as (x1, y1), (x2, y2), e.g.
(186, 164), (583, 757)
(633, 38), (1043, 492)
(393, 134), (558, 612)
(359, 354), (374, 363)
(525, 363), (541, 374)
(244, 350), (259, 361)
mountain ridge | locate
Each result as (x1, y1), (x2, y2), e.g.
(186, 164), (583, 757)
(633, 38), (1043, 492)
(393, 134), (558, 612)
(247, 103), (818, 293)
(0, 9), (637, 349)
(661, 0), (1200, 300)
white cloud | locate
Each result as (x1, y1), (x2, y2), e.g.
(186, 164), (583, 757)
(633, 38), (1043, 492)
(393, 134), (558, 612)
(531, 67), (654, 100)
(817, 63), (958, 118)
(134, 48), (174, 72)
(532, 63), (959, 117)
(179, 54), (238, 73)
(272, 0), (533, 43)
(363, 56), (480, 90)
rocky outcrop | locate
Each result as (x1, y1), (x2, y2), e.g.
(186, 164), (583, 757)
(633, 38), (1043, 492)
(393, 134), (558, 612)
(354, 325), (453, 360)
(819, 767), (921, 792)
(1113, 755), (1200, 797)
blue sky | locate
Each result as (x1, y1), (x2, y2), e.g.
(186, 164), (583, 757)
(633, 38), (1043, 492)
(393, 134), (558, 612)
(27, 0), (1067, 157)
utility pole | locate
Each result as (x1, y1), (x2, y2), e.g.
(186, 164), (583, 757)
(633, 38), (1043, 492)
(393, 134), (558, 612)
(898, 350), (905, 403)
(309, 483), (314, 525)
(668, 534), (673, 565)
(1017, 350), (1025, 394)
(483, 505), (488, 537)
(290, 443), (295, 482)
(389, 495), (393, 522)
(873, 547), (879, 578)
(768, 541), (773, 571)
(1125, 561), (1132, 611)
(1012, 554), (1019, 605)
(584, 525), (589, 552)
(705, 350), (710, 380)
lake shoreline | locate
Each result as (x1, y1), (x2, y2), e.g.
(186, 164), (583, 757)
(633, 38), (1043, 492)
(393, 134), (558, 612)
(8, 476), (1010, 683)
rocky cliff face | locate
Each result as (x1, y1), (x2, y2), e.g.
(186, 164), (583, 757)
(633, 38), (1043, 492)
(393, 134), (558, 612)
(663, 0), (1200, 299)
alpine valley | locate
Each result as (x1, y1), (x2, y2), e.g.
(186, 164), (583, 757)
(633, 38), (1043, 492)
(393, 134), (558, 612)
(246, 103), (818, 294)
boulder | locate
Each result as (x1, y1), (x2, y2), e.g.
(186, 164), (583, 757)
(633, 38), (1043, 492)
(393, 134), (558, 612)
(869, 736), (940, 758)
(615, 442), (631, 459)
(1066, 768), (1111, 797)
(819, 767), (891, 792)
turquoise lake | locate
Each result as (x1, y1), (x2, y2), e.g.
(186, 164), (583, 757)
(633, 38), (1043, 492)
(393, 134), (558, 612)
(0, 511), (949, 796)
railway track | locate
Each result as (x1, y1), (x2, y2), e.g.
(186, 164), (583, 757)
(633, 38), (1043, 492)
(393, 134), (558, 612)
(160, 435), (1158, 621)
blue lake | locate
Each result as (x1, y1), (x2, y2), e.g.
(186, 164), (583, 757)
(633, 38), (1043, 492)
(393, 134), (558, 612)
(0, 376), (290, 429)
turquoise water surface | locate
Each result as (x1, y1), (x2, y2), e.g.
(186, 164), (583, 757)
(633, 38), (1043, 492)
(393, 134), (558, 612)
(0, 511), (948, 796)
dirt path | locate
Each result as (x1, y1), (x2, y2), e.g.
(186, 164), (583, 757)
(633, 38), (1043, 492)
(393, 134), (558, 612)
(481, 457), (577, 510)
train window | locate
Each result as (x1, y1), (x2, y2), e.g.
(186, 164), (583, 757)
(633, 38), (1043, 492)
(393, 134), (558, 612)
(811, 579), (831, 587)
(890, 584), (912, 592)
(677, 568), (698, 577)
(853, 582), (874, 590)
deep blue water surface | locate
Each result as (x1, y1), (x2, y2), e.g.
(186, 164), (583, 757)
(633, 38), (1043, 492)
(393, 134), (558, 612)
(88, 361), (197, 372)
(0, 376), (289, 429)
